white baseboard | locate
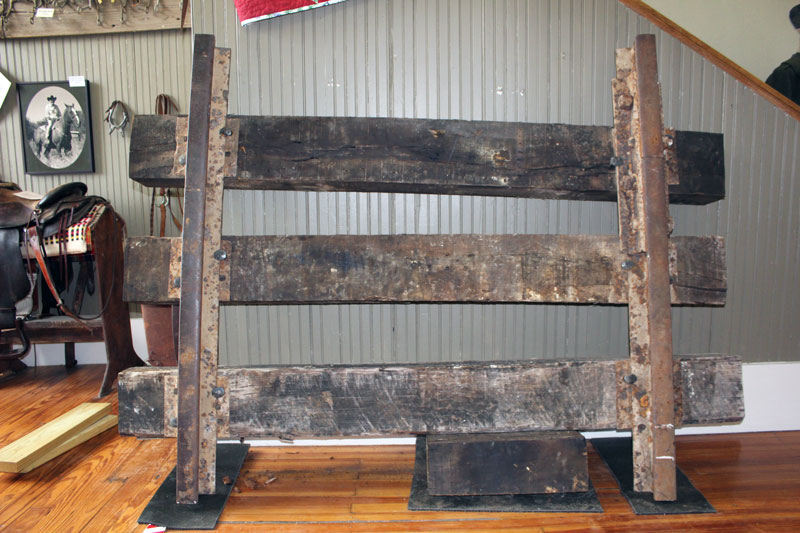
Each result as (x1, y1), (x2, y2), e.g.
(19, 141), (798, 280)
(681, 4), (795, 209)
(22, 319), (800, 445)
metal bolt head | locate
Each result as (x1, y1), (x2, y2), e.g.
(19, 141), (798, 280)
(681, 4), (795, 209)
(169, 417), (178, 427)
(621, 260), (635, 271)
(213, 249), (227, 261)
(173, 276), (181, 288)
(623, 374), (638, 385)
(178, 154), (186, 165)
(211, 386), (226, 398)
(610, 156), (625, 167)
(220, 127), (233, 137)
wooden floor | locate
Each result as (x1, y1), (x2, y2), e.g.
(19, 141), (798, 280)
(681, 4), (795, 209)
(0, 365), (798, 532)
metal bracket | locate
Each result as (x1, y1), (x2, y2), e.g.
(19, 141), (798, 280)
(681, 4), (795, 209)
(172, 116), (239, 181)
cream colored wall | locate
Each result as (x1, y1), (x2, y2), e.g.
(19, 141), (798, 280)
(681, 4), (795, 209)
(643, 0), (799, 80)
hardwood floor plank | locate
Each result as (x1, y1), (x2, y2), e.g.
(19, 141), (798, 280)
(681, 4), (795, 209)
(1, 430), (141, 532)
(80, 439), (176, 533)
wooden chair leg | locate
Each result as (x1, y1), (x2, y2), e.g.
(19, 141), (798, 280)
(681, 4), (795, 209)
(64, 342), (77, 368)
(92, 209), (145, 397)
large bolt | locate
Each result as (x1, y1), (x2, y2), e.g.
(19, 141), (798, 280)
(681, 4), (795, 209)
(212, 387), (226, 398)
(623, 374), (638, 385)
(213, 249), (227, 261)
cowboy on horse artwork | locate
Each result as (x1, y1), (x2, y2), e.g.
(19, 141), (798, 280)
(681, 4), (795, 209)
(44, 95), (62, 144)
(23, 86), (87, 170)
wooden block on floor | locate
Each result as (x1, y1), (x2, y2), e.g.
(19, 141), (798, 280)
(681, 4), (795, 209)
(426, 431), (589, 496)
(19, 415), (118, 473)
(0, 402), (112, 473)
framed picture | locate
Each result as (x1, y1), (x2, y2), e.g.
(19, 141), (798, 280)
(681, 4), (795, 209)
(17, 81), (95, 174)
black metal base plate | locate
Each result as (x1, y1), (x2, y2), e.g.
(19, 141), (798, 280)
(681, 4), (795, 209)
(591, 437), (715, 515)
(138, 443), (250, 530)
(408, 436), (603, 513)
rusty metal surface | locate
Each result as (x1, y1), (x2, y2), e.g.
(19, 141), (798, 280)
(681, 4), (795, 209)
(221, 119), (239, 180)
(612, 46), (654, 494)
(164, 374), (229, 439)
(634, 34), (677, 502)
(663, 128), (679, 186)
(215, 375), (231, 439)
(198, 47), (232, 495)
(615, 360), (634, 430)
(171, 117), (189, 177)
(168, 239), (182, 300)
(612, 35), (677, 501)
(176, 33), (216, 505)
(168, 239), (231, 302)
(172, 116), (237, 180)
(164, 374), (178, 438)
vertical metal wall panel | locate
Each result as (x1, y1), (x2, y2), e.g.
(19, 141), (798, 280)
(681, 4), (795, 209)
(0, 31), (192, 238)
(191, 0), (798, 366)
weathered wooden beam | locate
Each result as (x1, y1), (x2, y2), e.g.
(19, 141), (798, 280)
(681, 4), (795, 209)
(128, 115), (725, 205)
(123, 235), (726, 306)
(0, 0), (189, 39)
(425, 431), (589, 495)
(118, 356), (743, 439)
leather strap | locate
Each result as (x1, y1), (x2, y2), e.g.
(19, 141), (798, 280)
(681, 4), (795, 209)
(27, 227), (90, 330)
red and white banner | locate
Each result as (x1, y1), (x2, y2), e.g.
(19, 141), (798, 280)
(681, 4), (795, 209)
(233, 0), (347, 26)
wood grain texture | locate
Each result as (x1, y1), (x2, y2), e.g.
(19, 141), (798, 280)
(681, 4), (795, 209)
(426, 431), (589, 495)
(117, 356), (743, 439)
(18, 415), (118, 474)
(0, 366), (795, 532)
(123, 235), (727, 306)
(0, 402), (111, 473)
(1, 0), (190, 39)
(128, 115), (725, 205)
(619, 0), (800, 123)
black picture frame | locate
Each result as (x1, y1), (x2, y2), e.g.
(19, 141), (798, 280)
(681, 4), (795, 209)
(17, 80), (95, 175)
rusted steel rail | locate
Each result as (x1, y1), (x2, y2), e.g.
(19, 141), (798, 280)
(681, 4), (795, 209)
(197, 47), (232, 496)
(176, 34), (215, 505)
(612, 35), (677, 501)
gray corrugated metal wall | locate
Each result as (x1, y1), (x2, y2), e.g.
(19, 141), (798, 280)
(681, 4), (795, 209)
(194, 0), (800, 366)
(1, 1), (797, 366)
(0, 31), (192, 237)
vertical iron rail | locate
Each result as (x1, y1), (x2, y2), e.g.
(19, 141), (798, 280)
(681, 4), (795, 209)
(612, 34), (677, 501)
(198, 48), (232, 494)
(176, 33), (215, 505)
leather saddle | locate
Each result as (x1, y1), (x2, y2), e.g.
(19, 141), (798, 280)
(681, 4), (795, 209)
(0, 181), (105, 359)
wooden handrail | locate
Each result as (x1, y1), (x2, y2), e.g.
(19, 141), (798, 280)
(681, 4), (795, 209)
(619, 0), (800, 123)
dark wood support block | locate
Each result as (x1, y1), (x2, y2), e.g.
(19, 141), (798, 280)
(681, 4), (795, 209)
(118, 356), (743, 439)
(123, 235), (726, 306)
(129, 115), (725, 205)
(426, 431), (589, 496)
